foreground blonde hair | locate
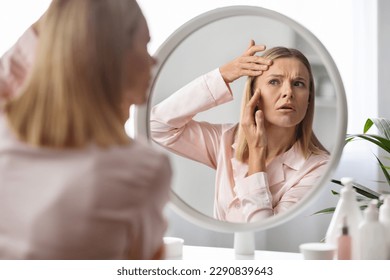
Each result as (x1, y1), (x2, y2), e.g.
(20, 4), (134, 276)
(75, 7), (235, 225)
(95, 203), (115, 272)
(236, 47), (327, 162)
(5, 0), (142, 148)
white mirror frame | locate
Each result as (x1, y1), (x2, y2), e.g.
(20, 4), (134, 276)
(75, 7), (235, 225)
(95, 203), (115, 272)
(134, 5), (347, 234)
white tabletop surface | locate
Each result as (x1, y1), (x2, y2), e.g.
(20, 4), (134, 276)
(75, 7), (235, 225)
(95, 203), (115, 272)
(167, 245), (303, 260)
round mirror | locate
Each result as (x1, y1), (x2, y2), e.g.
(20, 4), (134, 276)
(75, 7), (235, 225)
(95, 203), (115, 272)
(136, 6), (347, 233)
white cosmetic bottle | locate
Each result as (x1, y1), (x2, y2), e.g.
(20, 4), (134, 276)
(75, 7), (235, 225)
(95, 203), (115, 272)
(325, 177), (362, 259)
(379, 195), (390, 259)
(359, 200), (387, 260)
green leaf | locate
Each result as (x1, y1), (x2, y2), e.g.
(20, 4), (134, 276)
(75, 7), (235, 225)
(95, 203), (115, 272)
(331, 179), (342, 186)
(370, 118), (390, 140)
(356, 196), (370, 202)
(364, 118), (374, 133)
(312, 207), (336, 215)
(360, 205), (369, 211)
(352, 181), (381, 199)
(346, 134), (390, 154)
(331, 190), (339, 196)
(375, 155), (390, 189)
(330, 179), (380, 199)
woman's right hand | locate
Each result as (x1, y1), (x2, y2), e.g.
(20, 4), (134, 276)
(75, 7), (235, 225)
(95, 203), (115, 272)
(219, 40), (272, 84)
(241, 88), (267, 175)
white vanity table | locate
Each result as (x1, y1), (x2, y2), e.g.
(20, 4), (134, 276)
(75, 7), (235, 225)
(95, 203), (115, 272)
(169, 245), (302, 260)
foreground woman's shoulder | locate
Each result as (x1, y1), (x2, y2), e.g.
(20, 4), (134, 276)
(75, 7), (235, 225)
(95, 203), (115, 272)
(117, 139), (172, 181)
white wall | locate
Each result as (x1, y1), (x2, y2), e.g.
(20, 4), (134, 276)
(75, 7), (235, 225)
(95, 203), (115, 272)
(377, 0), (390, 192)
(0, 1), (51, 55)
(378, 0), (390, 120)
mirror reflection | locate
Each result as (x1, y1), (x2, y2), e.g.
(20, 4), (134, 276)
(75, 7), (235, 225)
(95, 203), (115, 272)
(148, 14), (337, 223)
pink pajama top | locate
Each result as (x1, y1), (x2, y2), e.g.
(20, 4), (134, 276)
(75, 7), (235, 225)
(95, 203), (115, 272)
(0, 28), (171, 259)
(150, 69), (329, 223)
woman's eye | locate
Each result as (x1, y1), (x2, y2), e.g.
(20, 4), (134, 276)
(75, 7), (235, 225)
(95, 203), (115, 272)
(269, 79), (279, 85)
(293, 81), (305, 87)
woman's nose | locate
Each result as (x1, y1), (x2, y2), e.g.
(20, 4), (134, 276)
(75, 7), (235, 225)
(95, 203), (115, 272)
(281, 83), (293, 99)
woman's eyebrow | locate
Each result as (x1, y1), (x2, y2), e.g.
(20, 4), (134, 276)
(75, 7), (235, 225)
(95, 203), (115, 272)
(265, 74), (284, 79)
(266, 73), (308, 82)
(294, 76), (308, 82)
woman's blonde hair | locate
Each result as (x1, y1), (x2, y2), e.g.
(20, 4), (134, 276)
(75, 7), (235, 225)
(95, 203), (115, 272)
(235, 46), (327, 162)
(5, 0), (143, 148)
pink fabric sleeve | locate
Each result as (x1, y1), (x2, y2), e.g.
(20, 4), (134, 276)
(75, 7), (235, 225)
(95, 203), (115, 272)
(230, 155), (329, 222)
(150, 68), (233, 169)
(0, 27), (37, 105)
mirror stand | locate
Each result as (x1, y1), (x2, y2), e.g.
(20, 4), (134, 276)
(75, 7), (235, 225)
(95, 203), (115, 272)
(234, 231), (255, 255)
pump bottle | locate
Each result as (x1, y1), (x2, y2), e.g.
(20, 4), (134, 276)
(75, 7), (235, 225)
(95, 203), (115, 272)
(325, 177), (362, 259)
(359, 200), (387, 259)
(379, 195), (390, 259)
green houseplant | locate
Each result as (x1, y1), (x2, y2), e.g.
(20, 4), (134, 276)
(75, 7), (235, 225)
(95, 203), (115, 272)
(315, 117), (390, 215)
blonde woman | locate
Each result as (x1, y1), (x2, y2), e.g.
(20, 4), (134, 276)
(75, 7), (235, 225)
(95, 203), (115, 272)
(151, 42), (329, 223)
(0, 0), (171, 259)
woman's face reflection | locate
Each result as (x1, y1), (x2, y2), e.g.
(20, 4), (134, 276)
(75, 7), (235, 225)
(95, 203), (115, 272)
(254, 58), (310, 130)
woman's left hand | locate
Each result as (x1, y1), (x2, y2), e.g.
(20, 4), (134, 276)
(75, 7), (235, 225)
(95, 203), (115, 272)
(241, 89), (267, 174)
(219, 40), (272, 84)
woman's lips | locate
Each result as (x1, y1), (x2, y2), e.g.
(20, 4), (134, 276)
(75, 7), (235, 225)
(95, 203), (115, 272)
(277, 103), (295, 111)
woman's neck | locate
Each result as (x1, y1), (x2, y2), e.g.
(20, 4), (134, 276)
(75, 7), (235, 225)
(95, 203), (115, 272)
(265, 124), (296, 162)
